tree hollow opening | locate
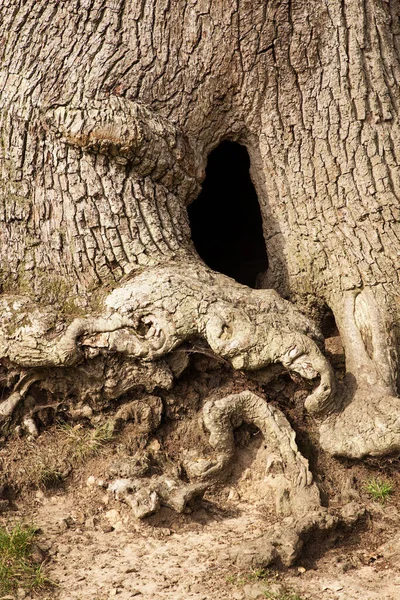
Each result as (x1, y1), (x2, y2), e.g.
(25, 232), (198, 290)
(188, 141), (268, 287)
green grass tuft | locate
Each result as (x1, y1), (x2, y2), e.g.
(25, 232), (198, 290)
(0, 522), (50, 594)
(29, 456), (66, 490)
(37, 463), (66, 489)
(364, 477), (394, 503)
(59, 421), (114, 462)
(248, 568), (270, 581)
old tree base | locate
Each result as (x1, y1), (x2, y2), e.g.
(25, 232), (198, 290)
(2, 0), (400, 579)
(0, 260), (385, 568)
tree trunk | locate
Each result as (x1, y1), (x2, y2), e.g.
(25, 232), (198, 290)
(253, 0), (400, 458)
(1, 0), (400, 552)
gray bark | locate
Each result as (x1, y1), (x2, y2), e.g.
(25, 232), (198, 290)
(1, 0), (400, 544)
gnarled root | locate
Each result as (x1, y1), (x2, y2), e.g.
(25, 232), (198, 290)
(0, 370), (46, 428)
(317, 287), (400, 458)
(319, 387), (400, 458)
(111, 396), (163, 435)
(185, 390), (321, 517)
(231, 502), (366, 569)
(0, 262), (336, 435)
(108, 476), (209, 519)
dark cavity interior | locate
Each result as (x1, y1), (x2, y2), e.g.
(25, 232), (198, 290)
(188, 141), (268, 288)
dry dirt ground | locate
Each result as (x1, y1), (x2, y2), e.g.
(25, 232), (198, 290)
(2, 337), (400, 600)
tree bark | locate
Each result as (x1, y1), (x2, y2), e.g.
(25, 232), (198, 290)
(253, 0), (400, 457)
(1, 0), (400, 538)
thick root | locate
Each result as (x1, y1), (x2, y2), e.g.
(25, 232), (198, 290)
(108, 476), (208, 519)
(186, 390), (321, 517)
(0, 262), (336, 435)
(231, 502), (366, 569)
(321, 287), (400, 457)
(0, 371), (46, 427)
(319, 387), (400, 458)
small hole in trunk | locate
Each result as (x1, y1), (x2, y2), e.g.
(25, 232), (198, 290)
(188, 141), (268, 287)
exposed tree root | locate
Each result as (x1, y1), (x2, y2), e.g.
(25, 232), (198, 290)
(319, 288), (400, 458)
(185, 390), (321, 517)
(104, 388), (321, 527)
(0, 370), (46, 428)
(0, 262), (394, 568)
(319, 387), (400, 458)
(101, 388), (366, 570)
(111, 396), (163, 435)
(0, 262), (337, 434)
(231, 502), (366, 569)
(108, 476), (208, 519)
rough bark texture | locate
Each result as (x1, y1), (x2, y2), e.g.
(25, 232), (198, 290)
(1, 0), (400, 560)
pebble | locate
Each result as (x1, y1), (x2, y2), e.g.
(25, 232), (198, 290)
(190, 584), (207, 594)
(71, 510), (86, 524)
(30, 545), (45, 564)
(243, 582), (284, 599)
(228, 489), (240, 502)
(298, 566), (306, 574)
(148, 439), (161, 451)
(106, 509), (120, 523)
(36, 540), (52, 552)
(85, 516), (97, 529)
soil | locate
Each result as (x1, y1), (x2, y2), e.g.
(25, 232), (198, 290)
(1, 337), (400, 600)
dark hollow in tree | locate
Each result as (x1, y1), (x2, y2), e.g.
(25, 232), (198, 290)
(187, 141), (268, 288)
